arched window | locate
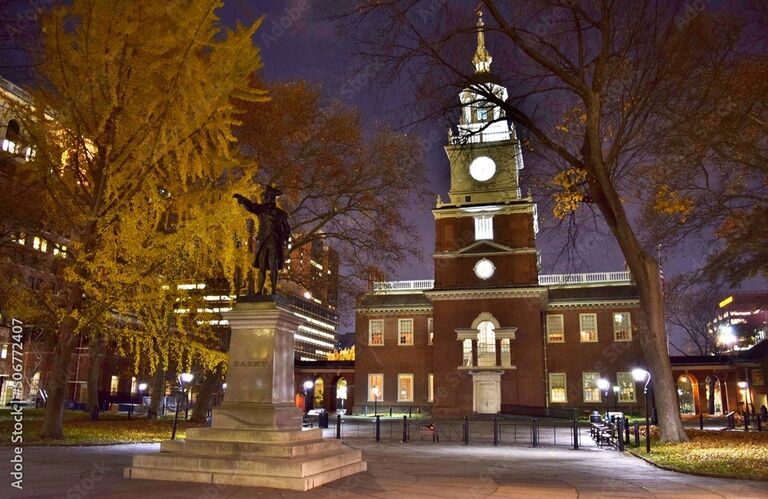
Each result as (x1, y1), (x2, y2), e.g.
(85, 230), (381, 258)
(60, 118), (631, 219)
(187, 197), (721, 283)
(477, 321), (496, 367)
(704, 375), (723, 415)
(677, 375), (695, 415)
(2, 119), (21, 154)
(314, 377), (324, 408)
(5, 119), (20, 142)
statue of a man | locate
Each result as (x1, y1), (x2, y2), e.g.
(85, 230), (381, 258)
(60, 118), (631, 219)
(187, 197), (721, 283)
(233, 185), (291, 295)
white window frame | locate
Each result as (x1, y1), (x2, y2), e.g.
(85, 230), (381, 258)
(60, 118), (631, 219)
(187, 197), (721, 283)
(549, 373), (567, 403)
(582, 372), (601, 403)
(368, 319), (384, 346)
(613, 312), (632, 341)
(427, 318), (434, 345)
(368, 373), (383, 402)
(428, 373), (434, 403)
(398, 318), (414, 346)
(617, 372), (637, 403)
(500, 338), (511, 367)
(546, 315), (565, 343)
(474, 215), (494, 240)
(579, 313), (598, 343)
(462, 339), (473, 367)
(397, 373), (414, 402)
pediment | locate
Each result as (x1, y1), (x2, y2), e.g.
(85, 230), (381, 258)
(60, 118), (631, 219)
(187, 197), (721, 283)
(456, 240), (513, 254)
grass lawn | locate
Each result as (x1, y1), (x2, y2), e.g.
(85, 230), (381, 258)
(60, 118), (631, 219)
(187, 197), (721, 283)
(0, 408), (206, 446)
(629, 429), (768, 480)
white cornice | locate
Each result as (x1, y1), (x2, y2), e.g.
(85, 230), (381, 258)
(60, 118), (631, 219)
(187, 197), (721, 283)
(435, 247), (537, 259)
(358, 306), (433, 315)
(426, 287), (546, 301)
(546, 299), (640, 310)
(433, 201), (535, 219)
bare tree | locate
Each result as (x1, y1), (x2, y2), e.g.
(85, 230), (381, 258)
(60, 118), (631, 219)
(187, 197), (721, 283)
(235, 80), (432, 309)
(665, 276), (722, 356)
(335, 0), (756, 441)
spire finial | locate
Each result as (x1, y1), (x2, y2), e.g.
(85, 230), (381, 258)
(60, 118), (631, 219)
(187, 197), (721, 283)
(472, 6), (492, 73)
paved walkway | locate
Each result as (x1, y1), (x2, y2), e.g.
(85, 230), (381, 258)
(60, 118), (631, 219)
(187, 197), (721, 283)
(2, 441), (766, 498)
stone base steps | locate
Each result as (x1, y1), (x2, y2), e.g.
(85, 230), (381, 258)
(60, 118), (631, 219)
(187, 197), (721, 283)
(125, 428), (367, 491)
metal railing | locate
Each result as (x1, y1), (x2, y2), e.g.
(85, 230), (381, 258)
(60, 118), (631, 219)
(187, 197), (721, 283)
(371, 272), (632, 294)
(0, 76), (31, 102)
(538, 271), (631, 286)
(322, 415), (592, 449)
(372, 280), (434, 294)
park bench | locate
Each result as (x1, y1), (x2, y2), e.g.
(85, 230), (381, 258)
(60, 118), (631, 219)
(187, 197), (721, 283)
(590, 421), (616, 447)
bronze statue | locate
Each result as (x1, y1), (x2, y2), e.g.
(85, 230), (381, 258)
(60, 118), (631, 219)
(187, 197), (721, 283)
(233, 185), (291, 295)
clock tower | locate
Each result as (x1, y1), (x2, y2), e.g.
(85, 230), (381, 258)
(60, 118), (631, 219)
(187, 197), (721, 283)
(427, 9), (546, 416)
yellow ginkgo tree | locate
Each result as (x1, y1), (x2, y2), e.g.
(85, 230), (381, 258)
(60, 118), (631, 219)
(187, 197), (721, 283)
(8, 0), (266, 439)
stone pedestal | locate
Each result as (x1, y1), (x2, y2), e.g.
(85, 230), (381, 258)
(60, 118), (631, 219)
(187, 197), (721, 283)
(124, 297), (366, 491)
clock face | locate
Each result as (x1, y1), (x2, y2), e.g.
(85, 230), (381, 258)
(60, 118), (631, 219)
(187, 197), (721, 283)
(474, 258), (495, 280)
(469, 156), (496, 182)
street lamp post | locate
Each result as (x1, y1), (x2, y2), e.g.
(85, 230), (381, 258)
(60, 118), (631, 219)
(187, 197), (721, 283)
(372, 385), (380, 416)
(180, 372), (194, 421)
(138, 382), (148, 419)
(633, 368), (652, 453)
(303, 380), (314, 414)
(172, 372), (194, 440)
(737, 381), (750, 426)
(597, 378), (610, 419)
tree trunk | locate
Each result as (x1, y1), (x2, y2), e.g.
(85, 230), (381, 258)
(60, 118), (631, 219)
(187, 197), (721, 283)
(189, 366), (223, 424)
(634, 262), (689, 442)
(40, 285), (83, 439)
(149, 365), (166, 419)
(40, 332), (76, 439)
(86, 334), (104, 421)
(582, 113), (688, 443)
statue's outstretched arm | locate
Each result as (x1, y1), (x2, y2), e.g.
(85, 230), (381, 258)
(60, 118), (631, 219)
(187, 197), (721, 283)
(233, 193), (263, 214)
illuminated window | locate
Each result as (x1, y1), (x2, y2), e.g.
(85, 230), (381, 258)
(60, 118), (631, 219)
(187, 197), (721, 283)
(130, 376), (137, 395)
(613, 312), (632, 341)
(474, 215), (493, 240)
(0, 346), (6, 359)
(428, 373), (434, 403)
(462, 339), (473, 366)
(427, 318), (434, 344)
(397, 373), (413, 402)
(30, 372), (40, 394)
(579, 314), (598, 342)
(110, 375), (119, 395)
(500, 338), (511, 367)
(617, 372), (636, 402)
(368, 319), (384, 345)
(546, 315), (564, 343)
(549, 373), (567, 403)
(368, 373), (383, 402)
(398, 319), (414, 345)
(582, 372), (601, 402)
(33, 236), (42, 250)
(14, 233), (25, 246)
(477, 321), (496, 366)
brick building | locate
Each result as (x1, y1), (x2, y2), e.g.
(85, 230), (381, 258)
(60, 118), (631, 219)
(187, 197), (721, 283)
(353, 20), (649, 418)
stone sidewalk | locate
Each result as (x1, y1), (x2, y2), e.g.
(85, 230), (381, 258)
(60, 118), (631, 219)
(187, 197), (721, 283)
(2, 440), (767, 498)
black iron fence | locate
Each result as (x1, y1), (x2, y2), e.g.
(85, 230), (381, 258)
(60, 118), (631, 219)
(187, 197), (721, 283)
(323, 415), (591, 449)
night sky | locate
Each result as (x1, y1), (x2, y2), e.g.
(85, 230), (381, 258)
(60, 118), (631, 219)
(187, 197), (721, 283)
(2, 0), (762, 330)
